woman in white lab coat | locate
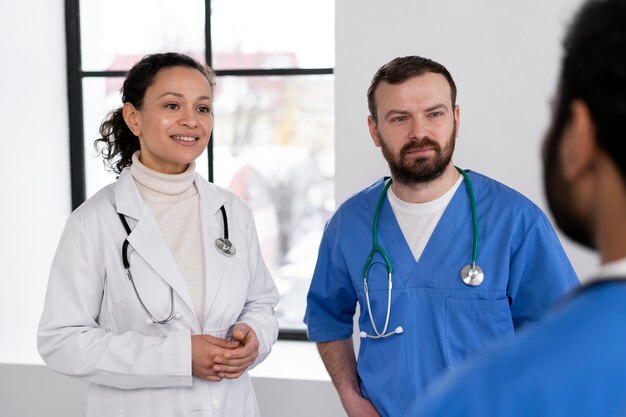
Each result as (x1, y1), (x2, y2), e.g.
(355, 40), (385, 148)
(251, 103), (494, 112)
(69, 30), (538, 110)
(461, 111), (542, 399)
(38, 52), (279, 417)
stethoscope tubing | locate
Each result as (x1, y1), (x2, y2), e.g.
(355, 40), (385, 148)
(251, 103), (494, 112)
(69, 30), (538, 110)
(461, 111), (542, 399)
(364, 269), (393, 337)
(118, 212), (179, 325)
(361, 167), (481, 338)
(220, 205), (229, 239)
(127, 268), (178, 324)
(362, 180), (395, 279)
(455, 167), (479, 267)
(117, 204), (233, 325)
(215, 205), (236, 256)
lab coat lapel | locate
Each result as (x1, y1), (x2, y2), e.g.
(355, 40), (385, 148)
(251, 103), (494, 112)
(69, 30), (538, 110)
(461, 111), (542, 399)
(195, 177), (228, 324)
(114, 170), (197, 317)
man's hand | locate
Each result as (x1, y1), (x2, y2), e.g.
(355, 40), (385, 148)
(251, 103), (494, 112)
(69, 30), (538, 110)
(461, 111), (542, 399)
(212, 323), (260, 379)
(317, 339), (381, 416)
(343, 392), (381, 417)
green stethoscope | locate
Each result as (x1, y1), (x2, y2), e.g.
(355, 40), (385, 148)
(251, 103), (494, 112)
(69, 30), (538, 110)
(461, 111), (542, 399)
(359, 166), (482, 339)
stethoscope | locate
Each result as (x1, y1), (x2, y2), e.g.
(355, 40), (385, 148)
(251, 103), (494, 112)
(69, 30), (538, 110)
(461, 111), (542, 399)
(360, 166), (482, 339)
(117, 205), (235, 325)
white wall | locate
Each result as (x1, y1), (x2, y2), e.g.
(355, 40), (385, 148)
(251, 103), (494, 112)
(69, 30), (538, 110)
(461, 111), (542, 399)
(0, 0), (70, 364)
(0, 0), (599, 416)
(335, 0), (597, 280)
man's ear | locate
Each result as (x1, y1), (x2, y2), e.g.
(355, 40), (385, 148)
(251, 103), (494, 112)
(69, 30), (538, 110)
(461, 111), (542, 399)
(561, 100), (596, 181)
(368, 115), (381, 148)
(122, 102), (141, 137)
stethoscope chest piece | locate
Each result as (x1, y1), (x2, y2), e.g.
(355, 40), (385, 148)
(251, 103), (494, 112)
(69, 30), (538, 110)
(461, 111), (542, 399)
(215, 205), (235, 256)
(461, 264), (484, 287)
(215, 238), (236, 256)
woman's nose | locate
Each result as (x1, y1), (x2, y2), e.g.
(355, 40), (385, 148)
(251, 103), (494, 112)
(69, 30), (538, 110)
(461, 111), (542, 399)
(179, 108), (198, 128)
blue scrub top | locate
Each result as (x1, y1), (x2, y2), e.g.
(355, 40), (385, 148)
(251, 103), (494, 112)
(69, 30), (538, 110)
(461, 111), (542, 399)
(415, 281), (626, 417)
(304, 171), (579, 417)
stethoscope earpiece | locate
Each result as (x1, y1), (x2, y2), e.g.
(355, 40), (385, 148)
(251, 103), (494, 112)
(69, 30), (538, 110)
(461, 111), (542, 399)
(359, 326), (404, 339)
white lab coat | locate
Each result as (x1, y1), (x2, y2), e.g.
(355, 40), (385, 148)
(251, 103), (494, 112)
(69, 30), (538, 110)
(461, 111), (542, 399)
(38, 169), (279, 417)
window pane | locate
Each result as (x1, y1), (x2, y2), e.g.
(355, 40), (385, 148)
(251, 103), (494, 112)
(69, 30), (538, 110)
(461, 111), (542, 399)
(212, 75), (335, 329)
(210, 0), (334, 70)
(82, 77), (122, 197)
(80, 0), (205, 71)
(82, 77), (209, 198)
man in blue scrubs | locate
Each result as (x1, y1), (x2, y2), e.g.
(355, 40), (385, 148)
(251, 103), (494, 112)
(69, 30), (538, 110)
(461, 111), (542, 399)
(304, 56), (580, 417)
(414, 1), (626, 416)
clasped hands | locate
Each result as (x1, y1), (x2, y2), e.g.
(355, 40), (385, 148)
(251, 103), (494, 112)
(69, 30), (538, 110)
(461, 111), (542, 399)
(191, 323), (259, 382)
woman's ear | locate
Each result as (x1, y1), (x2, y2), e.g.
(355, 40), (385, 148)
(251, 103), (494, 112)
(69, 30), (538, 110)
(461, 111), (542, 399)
(561, 99), (596, 181)
(122, 102), (140, 137)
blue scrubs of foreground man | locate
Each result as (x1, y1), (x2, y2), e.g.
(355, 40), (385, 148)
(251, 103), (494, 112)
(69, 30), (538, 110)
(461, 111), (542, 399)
(304, 56), (580, 417)
(414, 1), (626, 416)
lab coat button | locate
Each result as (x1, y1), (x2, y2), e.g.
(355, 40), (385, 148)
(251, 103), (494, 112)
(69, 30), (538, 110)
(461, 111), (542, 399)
(211, 400), (220, 410)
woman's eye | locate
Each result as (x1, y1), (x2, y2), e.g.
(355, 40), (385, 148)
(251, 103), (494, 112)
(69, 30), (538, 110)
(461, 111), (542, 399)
(198, 106), (211, 113)
(165, 103), (179, 110)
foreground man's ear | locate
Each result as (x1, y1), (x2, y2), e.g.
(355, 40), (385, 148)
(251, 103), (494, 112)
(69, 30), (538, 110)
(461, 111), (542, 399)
(561, 99), (596, 182)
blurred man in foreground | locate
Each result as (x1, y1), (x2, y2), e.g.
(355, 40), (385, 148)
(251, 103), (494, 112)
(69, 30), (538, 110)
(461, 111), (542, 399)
(415, 0), (626, 415)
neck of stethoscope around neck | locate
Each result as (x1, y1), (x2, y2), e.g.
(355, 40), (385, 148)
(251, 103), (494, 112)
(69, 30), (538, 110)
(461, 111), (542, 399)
(360, 167), (480, 338)
(370, 165), (478, 264)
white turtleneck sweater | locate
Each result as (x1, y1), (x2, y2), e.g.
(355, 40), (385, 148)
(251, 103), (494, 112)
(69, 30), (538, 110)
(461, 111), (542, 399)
(130, 152), (206, 326)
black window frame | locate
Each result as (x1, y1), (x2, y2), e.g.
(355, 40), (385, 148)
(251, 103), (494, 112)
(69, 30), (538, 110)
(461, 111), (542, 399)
(65, 0), (334, 341)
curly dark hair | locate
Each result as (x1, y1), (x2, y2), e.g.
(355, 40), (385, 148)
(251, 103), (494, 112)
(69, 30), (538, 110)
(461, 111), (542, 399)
(544, 0), (626, 182)
(94, 52), (215, 174)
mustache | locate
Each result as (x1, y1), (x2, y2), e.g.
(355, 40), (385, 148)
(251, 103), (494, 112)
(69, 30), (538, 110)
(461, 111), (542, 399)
(399, 138), (441, 156)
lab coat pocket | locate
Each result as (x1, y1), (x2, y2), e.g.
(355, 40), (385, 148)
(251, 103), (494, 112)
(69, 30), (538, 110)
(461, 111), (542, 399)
(444, 297), (513, 366)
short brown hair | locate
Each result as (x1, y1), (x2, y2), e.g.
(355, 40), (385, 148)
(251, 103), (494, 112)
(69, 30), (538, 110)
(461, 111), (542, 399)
(367, 56), (457, 121)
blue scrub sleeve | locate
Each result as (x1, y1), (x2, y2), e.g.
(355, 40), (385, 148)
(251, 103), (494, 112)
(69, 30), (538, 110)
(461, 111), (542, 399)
(305, 219), (358, 342)
(506, 212), (579, 328)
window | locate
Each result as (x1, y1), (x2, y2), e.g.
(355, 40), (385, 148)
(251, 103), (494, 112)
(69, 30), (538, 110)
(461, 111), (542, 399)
(66, 0), (335, 339)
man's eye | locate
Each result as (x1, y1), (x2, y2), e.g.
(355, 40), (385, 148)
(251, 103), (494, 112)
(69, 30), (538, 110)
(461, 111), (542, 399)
(430, 111), (443, 117)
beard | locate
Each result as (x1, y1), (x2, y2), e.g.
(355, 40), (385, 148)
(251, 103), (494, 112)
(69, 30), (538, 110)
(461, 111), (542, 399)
(543, 114), (595, 249)
(379, 124), (456, 186)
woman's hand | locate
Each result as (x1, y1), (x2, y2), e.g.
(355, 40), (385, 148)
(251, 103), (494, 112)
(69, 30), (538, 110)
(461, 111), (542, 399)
(191, 334), (240, 381)
(212, 323), (259, 379)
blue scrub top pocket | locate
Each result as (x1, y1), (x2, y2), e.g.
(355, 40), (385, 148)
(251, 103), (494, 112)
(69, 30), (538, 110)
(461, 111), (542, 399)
(444, 297), (514, 366)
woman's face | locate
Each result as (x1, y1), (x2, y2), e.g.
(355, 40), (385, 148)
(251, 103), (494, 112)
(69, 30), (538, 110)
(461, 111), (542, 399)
(124, 66), (213, 174)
